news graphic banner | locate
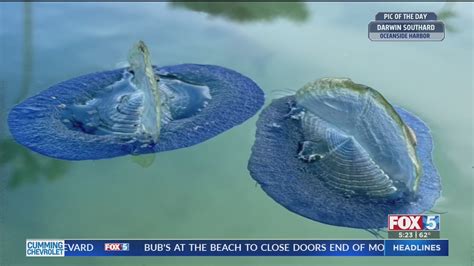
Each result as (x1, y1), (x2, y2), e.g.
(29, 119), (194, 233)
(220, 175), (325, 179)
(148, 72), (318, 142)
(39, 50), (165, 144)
(26, 215), (446, 257)
(26, 239), (448, 257)
(368, 12), (445, 41)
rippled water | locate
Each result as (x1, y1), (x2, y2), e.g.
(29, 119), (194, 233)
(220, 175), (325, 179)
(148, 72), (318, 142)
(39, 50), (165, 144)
(0, 2), (472, 266)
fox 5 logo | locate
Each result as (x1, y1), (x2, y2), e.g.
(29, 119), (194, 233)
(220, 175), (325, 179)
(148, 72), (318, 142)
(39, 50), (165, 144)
(388, 214), (440, 231)
(104, 243), (130, 251)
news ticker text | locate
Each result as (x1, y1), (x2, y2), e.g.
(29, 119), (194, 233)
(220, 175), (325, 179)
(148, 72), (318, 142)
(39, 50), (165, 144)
(26, 239), (448, 257)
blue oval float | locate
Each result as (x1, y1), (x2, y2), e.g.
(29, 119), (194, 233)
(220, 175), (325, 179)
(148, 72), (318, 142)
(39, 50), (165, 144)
(8, 42), (264, 160)
(248, 78), (441, 229)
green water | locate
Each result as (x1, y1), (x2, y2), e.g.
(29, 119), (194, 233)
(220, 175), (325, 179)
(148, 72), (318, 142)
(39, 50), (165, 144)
(0, 2), (472, 266)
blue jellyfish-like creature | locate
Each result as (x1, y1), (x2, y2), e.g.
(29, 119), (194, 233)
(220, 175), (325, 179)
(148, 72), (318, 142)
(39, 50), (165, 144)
(8, 41), (264, 160)
(248, 78), (441, 229)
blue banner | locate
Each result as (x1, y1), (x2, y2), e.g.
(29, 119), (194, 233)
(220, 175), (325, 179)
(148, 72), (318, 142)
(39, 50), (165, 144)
(385, 240), (449, 256)
(25, 239), (449, 257)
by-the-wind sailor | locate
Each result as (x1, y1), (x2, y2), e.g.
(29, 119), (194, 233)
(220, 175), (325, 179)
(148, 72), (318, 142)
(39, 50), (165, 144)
(248, 78), (441, 229)
(8, 41), (264, 160)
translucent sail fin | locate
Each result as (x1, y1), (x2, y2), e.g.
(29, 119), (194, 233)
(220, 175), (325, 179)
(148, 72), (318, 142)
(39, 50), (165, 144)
(128, 41), (161, 142)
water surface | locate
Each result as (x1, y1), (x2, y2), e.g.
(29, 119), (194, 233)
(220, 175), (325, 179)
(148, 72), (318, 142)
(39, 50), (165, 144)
(0, 2), (472, 266)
